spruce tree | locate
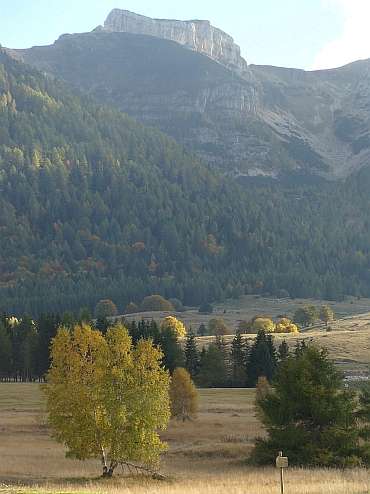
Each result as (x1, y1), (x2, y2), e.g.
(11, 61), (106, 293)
(230, 331), (247, 386)
(184, 328), (200, 381)
(252, 345), (361, 467)
(277, 339), (289, 362)
(246, 330), (276, 387)
(197, 343), (228, 387)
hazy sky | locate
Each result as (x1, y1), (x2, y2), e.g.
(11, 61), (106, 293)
(2, 0), (369, 70)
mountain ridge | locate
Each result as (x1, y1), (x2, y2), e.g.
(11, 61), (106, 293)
(4, 10), (370, 183)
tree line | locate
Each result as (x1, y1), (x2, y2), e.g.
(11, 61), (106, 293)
(0, 308), (297, 388)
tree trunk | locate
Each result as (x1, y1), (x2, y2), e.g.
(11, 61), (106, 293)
(108, 460), (118, 477)
(100, 448), (108, 477)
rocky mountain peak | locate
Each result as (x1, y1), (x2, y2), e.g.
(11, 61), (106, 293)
(100, 9), (252, 80)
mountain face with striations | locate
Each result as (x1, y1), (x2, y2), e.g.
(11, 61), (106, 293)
(101, 9), (252, 80)
(7, 9), (370, 183)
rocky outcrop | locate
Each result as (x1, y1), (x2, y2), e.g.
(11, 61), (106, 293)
(100, 9), (253, 80)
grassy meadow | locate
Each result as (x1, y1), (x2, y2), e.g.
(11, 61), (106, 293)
(1, 383), (370, 494)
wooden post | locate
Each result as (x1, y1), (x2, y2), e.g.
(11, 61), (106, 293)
(280, 462), (284, 494)
(275, 451), (288, 493)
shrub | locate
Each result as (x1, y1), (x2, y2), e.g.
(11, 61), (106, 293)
(140, 295), (174, 312)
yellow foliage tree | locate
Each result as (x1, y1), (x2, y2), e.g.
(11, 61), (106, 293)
(159, 316), (186, 337)
(251, 317), (275, 333)
(42, 323), (170, 476)
(169, 367), (198, 421)
(140, 295), (174, 311)
(275, 317), (299, 333)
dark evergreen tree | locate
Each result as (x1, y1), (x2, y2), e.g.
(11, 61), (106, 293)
(0, 321), (12, 380)
(294, 339), (308, 358)
(36, 312), (60, 379)
(157, 326), (185, 374)
(277, 339), (290, 362)
(252, 346), (362, 467)
(198, 302), (213, 314)
(230, 331), (247, 386)
(265, 333), (278, 375)
(246, 330), (276, 387)
(95, 315), (110, 335)
(197, 323), (207, 336)
(184, 328), (200, 381)
(197, 343), (228, 387)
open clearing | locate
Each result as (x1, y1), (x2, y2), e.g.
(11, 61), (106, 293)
(126, 295), (370, 377)
(1, 383), (370, 494)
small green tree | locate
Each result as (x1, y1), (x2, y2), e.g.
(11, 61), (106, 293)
(197, 323), (207, 336)
(79, 307), (93, 326)
(213, 320), (231, 335)
(293, 306), (318, 327)
(319, 305), (334, 325)
(208, 318), (222, 334)
(94, 300), (118, 318)
(277, 339), (290, 362)
(252, 345), (361, 467)
(198, 302), (213, 314)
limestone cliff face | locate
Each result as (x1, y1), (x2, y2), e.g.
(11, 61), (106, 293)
(101, 9), (252, 80)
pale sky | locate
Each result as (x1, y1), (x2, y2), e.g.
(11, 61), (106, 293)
(1, 0), (369, 71)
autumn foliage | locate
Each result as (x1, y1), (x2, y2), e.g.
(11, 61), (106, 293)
(42, 322), (171, 476)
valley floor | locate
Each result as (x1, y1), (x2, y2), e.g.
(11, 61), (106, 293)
(1, 384), (370, 494)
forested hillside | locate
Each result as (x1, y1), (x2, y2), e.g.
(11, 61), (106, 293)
(1, 48), (370, 317)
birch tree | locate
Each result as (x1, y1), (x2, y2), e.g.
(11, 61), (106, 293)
(42, 322), (170, 476)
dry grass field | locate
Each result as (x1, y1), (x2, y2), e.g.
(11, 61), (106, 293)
(1, 383), (370, 494)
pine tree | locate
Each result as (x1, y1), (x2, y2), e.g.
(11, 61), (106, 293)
(252, 345), (361, 467)
(277, 339), (290, 362)
(184, 328), (200, 381)
(156, 326), (185, 374)
(197, 343), (228, 387)
(246, 330), (276, 387)
(230, 331), (247, 385)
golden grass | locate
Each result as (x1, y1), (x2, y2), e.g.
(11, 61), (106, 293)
(1, 384), (370, 494)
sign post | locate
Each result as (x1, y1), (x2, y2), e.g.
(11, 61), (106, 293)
(275, 451), (288, 493)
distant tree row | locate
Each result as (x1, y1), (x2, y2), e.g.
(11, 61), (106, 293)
(1, 304), (297, 388)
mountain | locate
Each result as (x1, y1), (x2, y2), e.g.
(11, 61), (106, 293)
(250, 61), (370, 180)
(6, 9), (370, 183)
